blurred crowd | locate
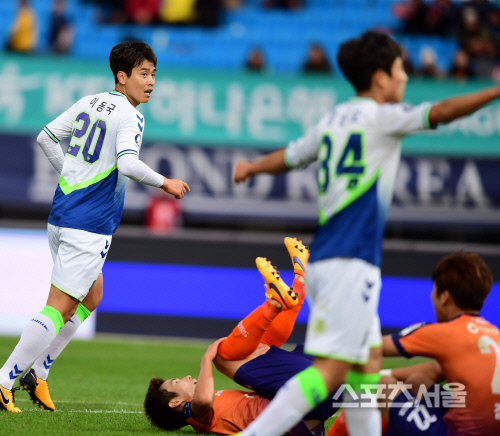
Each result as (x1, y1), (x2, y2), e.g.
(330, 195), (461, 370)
(394, 0), (500, 80)
(7, 0), (500, 81)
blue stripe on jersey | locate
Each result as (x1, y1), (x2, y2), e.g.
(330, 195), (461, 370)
(48, 168), (127, 235)
(43, 127), (60, 143)
(117, 149), (138, 158)
(309, 181), (385, 267)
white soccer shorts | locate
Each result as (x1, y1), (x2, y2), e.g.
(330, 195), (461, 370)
(304, 257), (382, 364)
(47, 224), (112, 301)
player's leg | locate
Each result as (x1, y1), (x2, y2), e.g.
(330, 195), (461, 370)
(22, 275), (103, 411)
(15, 225), (110, 412)
(218, 258), (298, 362)
(344, 316), (383, 436)
(261, 237), (309, 347)
(0, 284), (73, 413)
(239, 258), (380, 436)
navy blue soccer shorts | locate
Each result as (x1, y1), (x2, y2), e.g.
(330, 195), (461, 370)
(386, 385), (450, 436)
(233, 343), (339, 422)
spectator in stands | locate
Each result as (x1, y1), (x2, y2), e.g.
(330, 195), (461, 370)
(48, 0), (74, 54)
(425, 0), (460, 37)
(86, 0), (127, 24)
(159, 0), (222, 27)
(458, 6), (497, 78)
(125, 0), (160, 25)
(5, 0), (38, 53)
(393, 0), (429, 35)
(262, 0), (303, 11)
(245, 48), (267, 72)
(416, 46), (444, 78)
(448, 49), (475, 81)
(302, 43), (332, 74)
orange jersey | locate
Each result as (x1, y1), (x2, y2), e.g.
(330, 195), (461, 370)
(185, 390), (271, 434)
(393, 314), (500, 436)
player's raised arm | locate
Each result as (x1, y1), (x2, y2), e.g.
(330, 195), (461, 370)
(428, 86), (500, 128)
(234, 148), (288, 183)
(190, 338), (226, 420)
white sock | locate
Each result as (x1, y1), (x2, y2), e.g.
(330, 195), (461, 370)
(0, 312), (59, 389)
(31, 314), (82, 380)
(344, 391), (382, 436)
(242, 376), (313, 436)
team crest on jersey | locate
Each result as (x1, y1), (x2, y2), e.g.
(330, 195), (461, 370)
(135, 133), (142, 146)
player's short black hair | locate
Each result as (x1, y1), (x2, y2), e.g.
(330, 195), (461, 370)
(337, 31), (402, 93)
(144, 377), (188, 431)
(109, 40), (157, 84)
(432, 252), (493, 311)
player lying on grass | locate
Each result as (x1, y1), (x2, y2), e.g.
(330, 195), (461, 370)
(144, 238), (339, 435)
(327, 251), (500, 436)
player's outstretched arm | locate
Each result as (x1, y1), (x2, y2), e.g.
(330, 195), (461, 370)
(190, 337), (226, 420)
(428, 86), (500, 128)
(160, 177), (190, 199)
(234, 148), (288, 183)
(381, 334), (401, 357)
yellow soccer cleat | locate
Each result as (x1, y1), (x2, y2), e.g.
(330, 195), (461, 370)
(284, 237), (309, 277)
(0, 384), (22, 413)
(256, 257), (298, 310)
(19, 368), (55, 411)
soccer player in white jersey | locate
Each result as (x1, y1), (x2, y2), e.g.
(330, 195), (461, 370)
(0, 40), (189, 413)
(233, 31), (500, 436)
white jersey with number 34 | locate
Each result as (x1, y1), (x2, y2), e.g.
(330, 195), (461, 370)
(285, 97), (432, 266)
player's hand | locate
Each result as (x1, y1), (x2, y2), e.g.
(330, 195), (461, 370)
(203, 337), (227, 361)
(161, 178), (190, 199)
(233, 160), (253, 183)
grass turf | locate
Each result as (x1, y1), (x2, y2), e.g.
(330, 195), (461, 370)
(0, 334), (427, 435)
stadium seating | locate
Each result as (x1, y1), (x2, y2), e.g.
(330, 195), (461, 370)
(0, 0), (458, 74)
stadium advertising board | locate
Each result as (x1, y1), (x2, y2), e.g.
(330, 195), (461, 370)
(1, 136), (499, 227)
(0, 55), (499, 156)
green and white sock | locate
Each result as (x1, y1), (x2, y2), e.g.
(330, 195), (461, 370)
(32, 304), (91, 380)
(344, 371), (382, 436)
(0, 306), (63, 389)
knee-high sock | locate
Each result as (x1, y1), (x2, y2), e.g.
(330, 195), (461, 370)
(344, 371), (382, 436)
(262, 278), (305, 347)
(241, 366), (329, 436)
(31, 304), (91, 380)
(218, 300), (279, 360)
(0, 306), (64, 389)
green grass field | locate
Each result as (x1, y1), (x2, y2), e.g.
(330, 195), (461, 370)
(0, 334), (426, 435)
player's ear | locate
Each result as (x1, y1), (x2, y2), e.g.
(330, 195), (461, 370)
(169, 397), (182, 409)
(440, 289), (452, 305)
(372, 69), (388, 89)
(116, 71), (128, 85)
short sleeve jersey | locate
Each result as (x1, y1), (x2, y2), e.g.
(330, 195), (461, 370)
(184, 390), (270, 434)
(285, 98), (432, 266)
(43, 91), (145, 235)
(392, 314), (500, 436)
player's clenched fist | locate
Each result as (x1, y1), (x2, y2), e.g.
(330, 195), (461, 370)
(161, 178), (190, 199)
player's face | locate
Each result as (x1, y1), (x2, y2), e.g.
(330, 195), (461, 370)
(162, 375), (197, 401)
(122, 60), (156, 107)
(384, 57), (408, 103)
